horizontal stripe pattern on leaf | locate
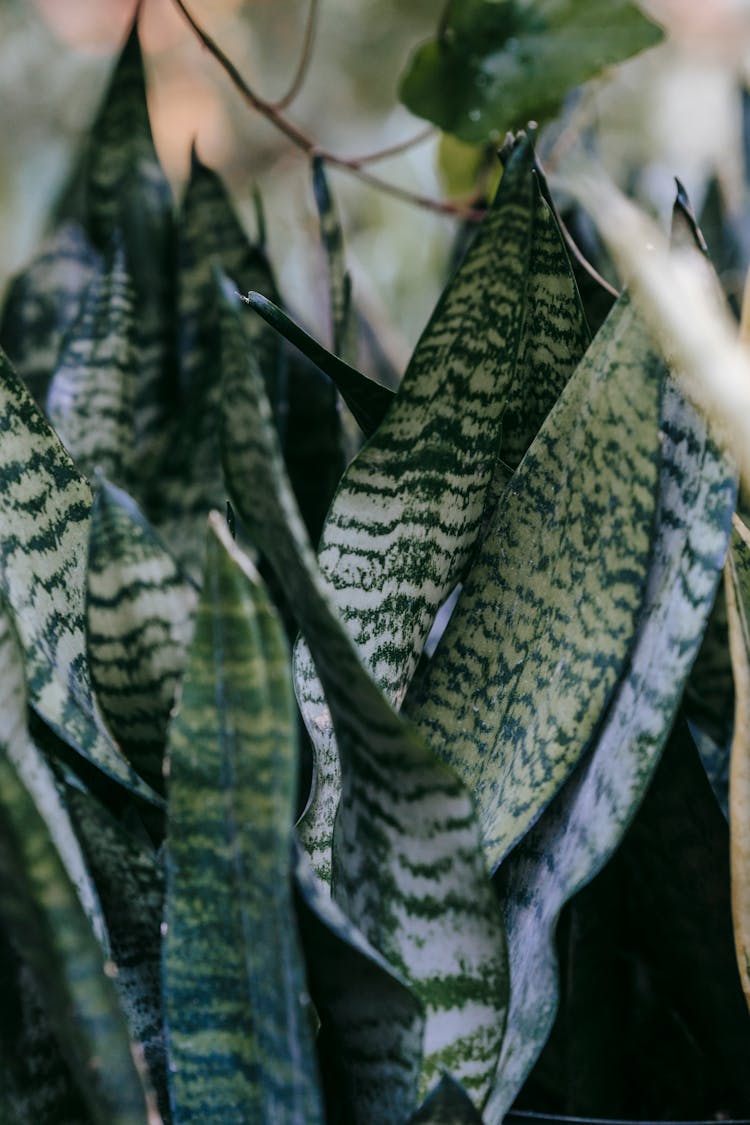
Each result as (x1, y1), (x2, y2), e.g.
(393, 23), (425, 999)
(485, 376), (736, 1121)
(408, 294), (663, 871)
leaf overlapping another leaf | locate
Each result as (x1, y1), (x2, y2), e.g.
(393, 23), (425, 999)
(219, 282), (508, 1109)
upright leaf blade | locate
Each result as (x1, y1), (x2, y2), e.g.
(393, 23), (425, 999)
(0, 600), (153, 1125)
(312, 156), (356, 363)
(296, 136), (589, 884)
(408, 294), (663, 870)
(163, 514), (323, 1124)
(485, 377), (736, 1120)
(87, 479), (196, 789)
(0, 349), (156, 801)
(219, 285), (508, 1107)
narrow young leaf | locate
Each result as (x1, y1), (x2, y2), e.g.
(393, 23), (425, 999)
(0, 349), (157, 802)
(484, 377), (736, 1120)
(408, 294), (663, 871)
(219, 283), (508, 1107)
(0, 600), (154, 1125)
(725, 514), (750, 1011)
(312, 156), (357, 363)
(163, 514), (323, 1124)
(46, 245), (138, 489)
(293, 842), (425, 1125)
(87, 479), (197, 790)
(295, 135), (589, 884)
(241, 291), (394, 438)
(0, 221), (100, 405)
(409, 1076), (485, 1123)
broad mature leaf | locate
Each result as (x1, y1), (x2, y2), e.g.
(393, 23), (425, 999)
(399, 0), (663, 144)
(87, 479), (197, 790)
(66, 787), (168, 1120)
(293, 842), (425, 1125)
(163, 514), (323, 1124)
(219, 284), (508, 1108)
(241, 291), (394, 439)
(0, 221), (101, 405)
(0, 600), (153, 1125)
(409, 1076), (485, 1123)
(408, 293), (663, 871)
(726, 513), (750, 1011)
(312, 156), (357, 363)
(295, 135), (590, 885)
(0, 348), (157, 802)
(484, 377), (736, 1121)
(46, 244), (138, 490)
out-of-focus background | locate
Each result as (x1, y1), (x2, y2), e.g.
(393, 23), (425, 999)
(1, 0), (750, 358)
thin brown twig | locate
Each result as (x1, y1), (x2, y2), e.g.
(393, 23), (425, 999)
(271, 0), (319, 110)
(171, 0), (483, 220)
(347, 125), (436, 167)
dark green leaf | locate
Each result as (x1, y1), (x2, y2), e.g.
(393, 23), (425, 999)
(399, 0), (663, 143)
(311, 156), (356, 363)
(407, 294), (662, 873)
(241, 291), (394, 438)
(409, 1076), (485, 1123)
(485, 376), (736, 1119)
(163, 514), (323, 1124)
(0, 600), (153, 1125)
(219, 281), (508, 1106)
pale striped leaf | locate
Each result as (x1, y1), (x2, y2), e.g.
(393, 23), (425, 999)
(296, 135), (590, 885)
(219, 284), (508, 1108)
(163, 514), (323, 1124)
(408, 294), (662, 871)
(409, 1076), (485, 1123)
(484, 377), (736, 1121)
(293, 841), (424, 1125)
(0, 221), (100, 406)
(726, 513), (750, 1012)
(87, 479), (196, 790)
(66, 787), (168, 1119)
(0, 349), (156, 801)
(47, 244), (138, 490)
(0, 599), (153, 1125)
(240, 291), (394, 438)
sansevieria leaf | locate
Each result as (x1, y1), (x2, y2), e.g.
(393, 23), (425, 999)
(408, 293), (662, 871)
(725, 513), (750, 1011)
(46, 244), (138, 490)
(295, 134), (589, 885)
(293, 842), (424, 1124)
(0, 599), (153, 1125)
(163, 513), (323, 1124)
(87, 478), (196, 789)
(409, 1076), (485, 1123)
(0, 348), (156, 801)
(219, 282), (508, 1108)
(484, 376), (736, 1120)
(312, 156), (357, 363)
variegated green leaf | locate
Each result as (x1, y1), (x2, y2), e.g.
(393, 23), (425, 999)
(312, 156), (357, 363)
(240, 291), (394, 438)
(484, 376), (736, 1121)
(87, 478), (196, 790)
(0, 599), (153, 1125)
(293, 841), (424, 1125)
(0, 348), (157, 801)
(409, 1076), (485, 1123)
(66, 787), (168, 1119)
(408, 294), (662, 871)
(0, 221), (100, 406)
(46, 245), (138, 490)
(219, 283), (508, 1107)
(726, 514), (750, 1011)
(163, 513), (323, 1124)
(295, 135), (590, 885)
